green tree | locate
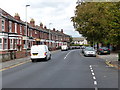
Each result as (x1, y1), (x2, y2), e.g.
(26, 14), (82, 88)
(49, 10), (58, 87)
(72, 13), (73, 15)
(71, 2), (120, 46)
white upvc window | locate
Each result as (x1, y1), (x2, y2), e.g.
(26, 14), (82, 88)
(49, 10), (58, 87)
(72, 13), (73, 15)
(0, 38), (2, 50)
(24, 26), (26, 35)
(4, 38), (7, 50)
(28, 28), (29, 36)
(10, 39), (13, 49)
(2, 19), (5, 31)
(14, 39), (17, 49)
(30, 29), (33, 37)
(15, 23), (17, 33)
(35, 30), (37, 34)
(9, 21), (12, 32)
(29, 29), (31, 37)
(20, 25), (22, 34)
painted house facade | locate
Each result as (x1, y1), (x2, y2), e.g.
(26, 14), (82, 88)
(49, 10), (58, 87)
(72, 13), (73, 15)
(0, 8), (71, 61)
(72, 37), (88, 45)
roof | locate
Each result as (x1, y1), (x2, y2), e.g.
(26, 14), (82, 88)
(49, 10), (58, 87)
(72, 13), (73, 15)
(72, 37), (86, 41)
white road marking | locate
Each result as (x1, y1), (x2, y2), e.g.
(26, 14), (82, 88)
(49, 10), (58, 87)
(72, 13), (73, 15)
(95, 87), (98, 90)
(90, 65), (98, 89)
(92, 72), (95, 76)
(90, 67), (93, 70)
(90, 65), (92, 68)
(94, 81), (97, 85)
(64, 50), (73, 59)
(93, 76), (96, 80)
(91, 70), (94, 72)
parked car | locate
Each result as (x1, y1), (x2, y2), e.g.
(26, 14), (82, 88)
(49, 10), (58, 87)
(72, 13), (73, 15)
(83, 47), (96, 57)
(31, 45), (51, 62)
(61, 45), (68, 51)
(81, 46), (86, 53)
(97, 47), (110, 55)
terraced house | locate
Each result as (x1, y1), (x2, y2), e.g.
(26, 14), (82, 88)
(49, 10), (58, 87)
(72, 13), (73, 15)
(0, 8), (71, 61)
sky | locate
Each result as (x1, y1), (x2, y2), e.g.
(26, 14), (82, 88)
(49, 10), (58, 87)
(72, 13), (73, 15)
(0, 0), (81, 37)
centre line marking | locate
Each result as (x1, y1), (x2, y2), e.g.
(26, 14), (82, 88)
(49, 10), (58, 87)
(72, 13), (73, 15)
(91, 70), (94, 72)
(90, 65), (92, 68)
(90, 67), (93, 70)
(93, 76), (96, 80)
(94, 81), (97, 85)
(64, 51), (73, 59)
(95, 87), (98, 90)
(92, 72), (95, 76)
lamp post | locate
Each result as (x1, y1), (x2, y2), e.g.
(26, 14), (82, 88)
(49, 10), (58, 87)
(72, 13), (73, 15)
(76, 0), (81, 5)
(49, 23), (52, 50)
(25, 5), (30, 56)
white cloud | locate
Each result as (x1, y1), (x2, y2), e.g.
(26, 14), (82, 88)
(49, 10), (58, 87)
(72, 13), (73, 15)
(0, 0), (81, 37)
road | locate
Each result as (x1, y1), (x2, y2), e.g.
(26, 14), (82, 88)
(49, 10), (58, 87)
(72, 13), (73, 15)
(2, 49), (119, 89)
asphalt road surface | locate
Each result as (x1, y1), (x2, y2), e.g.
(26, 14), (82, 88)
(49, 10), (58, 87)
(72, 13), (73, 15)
(2, 49), (119, 89)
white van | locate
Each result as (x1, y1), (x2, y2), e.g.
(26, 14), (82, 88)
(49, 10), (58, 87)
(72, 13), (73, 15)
(31, 45), (51, 62)
(61, 45), (68, 51)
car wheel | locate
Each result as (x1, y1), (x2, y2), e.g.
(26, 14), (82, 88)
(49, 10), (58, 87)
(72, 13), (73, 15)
(98, 52), (101, 55)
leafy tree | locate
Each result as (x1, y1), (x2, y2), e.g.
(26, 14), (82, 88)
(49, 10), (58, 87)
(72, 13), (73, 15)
(71, 2), (120, 46)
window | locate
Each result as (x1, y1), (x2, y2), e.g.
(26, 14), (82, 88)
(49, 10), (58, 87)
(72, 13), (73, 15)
(24, 26), (26, 35)
(10, 39), (13, 49)
(15, 23), (17, 33)
(4, 38), (7, 50)
(0, 38), (2, 50)
(14, 39), (17, 49)
(28, 28), (29, 36)
(9, 21), (12, 32)
(35, 30), (37, 34)
(2, 19), (5, 31)
(20, 25), (22, 34)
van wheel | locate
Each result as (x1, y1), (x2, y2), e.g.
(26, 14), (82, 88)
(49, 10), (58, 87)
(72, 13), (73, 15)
(32, 60), (35, 62)
(49, 55), (51, 60)
(45, 56), (48, 61)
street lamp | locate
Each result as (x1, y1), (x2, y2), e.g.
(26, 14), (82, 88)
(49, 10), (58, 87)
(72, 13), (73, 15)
(76, 0), (81, 5)
(25, 5), (30, 56)
(49, 23), (52, 49)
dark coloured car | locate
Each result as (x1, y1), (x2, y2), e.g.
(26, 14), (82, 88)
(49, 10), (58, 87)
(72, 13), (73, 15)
(97, 47), (110, 55)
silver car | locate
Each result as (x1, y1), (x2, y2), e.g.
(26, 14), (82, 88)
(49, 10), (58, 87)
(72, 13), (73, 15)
(83, 47), (96, 57)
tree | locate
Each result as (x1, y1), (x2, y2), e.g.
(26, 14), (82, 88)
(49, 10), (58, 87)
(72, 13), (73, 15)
(71, 2), (120, 46)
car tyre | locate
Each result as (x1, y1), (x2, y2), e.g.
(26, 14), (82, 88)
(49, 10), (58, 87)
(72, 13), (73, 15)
(98, 52), (101, 55)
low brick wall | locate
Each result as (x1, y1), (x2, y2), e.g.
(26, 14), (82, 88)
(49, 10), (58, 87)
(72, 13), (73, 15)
(15, 51), (30, 59)
(0, 52), (15, 62)
(0, 50), (30, 62)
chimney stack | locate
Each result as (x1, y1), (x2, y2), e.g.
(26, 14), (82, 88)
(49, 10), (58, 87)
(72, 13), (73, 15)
(44, 26), (47, 29)
(40, 22), (43, 29)
(30, 18), (35, 27)
(53, 28), (55, 31)
(61, 29), (63, 33)
(14, 13), (20, 21)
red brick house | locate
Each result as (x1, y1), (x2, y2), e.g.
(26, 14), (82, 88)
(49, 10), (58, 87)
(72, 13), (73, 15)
(0, 8), (71, 61)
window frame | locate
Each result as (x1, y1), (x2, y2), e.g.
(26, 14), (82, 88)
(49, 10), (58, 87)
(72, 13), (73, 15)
(15, 23), (17, 33)
(1, 19), (5, 31)
(0, 38), (3, 50)
(9, 21), (12, 33)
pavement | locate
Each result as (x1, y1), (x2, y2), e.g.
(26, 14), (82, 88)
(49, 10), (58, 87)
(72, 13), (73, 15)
(0, 50), (60, 70)
(97, 52), (120, 69)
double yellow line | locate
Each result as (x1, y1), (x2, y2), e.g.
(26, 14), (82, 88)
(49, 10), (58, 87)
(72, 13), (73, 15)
(0, 60), (31, 72)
